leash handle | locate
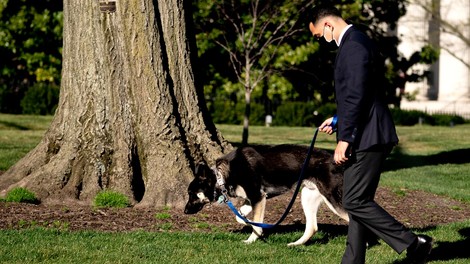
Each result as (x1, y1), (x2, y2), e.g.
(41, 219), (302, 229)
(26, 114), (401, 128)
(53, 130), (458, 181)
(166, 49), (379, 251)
(327, 114), (338, 132)
(225, 127), (320, 229)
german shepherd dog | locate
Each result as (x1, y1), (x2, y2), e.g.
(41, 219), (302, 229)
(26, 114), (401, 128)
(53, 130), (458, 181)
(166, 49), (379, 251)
(184, 144), (349, 246)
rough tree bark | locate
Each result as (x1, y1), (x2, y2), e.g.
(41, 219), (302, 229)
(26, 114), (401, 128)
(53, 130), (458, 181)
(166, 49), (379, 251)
(0, 0), (231, 207)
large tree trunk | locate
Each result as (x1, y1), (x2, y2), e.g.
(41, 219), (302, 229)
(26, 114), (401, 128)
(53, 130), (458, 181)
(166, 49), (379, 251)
(0, 0), (231, 207)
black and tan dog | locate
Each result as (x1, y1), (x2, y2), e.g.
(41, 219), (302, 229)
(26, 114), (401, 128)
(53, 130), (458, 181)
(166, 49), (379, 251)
(184, 144), (349, 246)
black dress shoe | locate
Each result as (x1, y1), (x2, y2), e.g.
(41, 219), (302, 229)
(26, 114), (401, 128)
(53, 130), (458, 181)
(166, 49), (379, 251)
(406, 235), (433, 263)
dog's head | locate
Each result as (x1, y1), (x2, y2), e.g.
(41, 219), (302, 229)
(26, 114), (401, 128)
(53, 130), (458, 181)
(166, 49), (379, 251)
(184, 162), (218, 214)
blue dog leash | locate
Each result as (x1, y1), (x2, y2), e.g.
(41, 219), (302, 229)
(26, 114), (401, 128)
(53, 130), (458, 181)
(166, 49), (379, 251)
(225, 129), (319, 229)
(221, 115), (338, 228)
(221, 115), (337, 229)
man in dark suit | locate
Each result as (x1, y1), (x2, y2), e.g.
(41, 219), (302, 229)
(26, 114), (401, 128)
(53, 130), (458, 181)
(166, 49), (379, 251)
(309, 5), (433, 264)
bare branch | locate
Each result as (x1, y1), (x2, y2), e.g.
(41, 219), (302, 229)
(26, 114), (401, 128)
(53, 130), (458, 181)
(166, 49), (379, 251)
(439, 44), (470, 68)
(412, 0), (470, 68)
(212, 0), (316, 92)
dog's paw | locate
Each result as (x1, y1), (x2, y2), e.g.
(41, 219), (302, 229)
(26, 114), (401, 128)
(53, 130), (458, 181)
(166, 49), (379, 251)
(287, 238), (308, 247)
(243, 237), (257, 244)
(287, 241), (303, 247)
(243, 232), (262, 244)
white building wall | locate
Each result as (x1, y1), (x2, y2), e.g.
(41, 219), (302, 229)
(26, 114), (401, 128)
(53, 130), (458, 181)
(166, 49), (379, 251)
(397, 0), (470, 119)
(438, 0), (470, 101)
(397, 3), (430, 101)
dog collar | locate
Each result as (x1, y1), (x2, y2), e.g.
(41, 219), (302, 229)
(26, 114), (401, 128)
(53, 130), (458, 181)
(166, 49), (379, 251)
(212, 166), (226, 187)
(212, 166), (229, 203)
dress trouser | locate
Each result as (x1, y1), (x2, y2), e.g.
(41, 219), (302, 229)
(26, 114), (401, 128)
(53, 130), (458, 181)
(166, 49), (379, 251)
(341, 146), (416, 264)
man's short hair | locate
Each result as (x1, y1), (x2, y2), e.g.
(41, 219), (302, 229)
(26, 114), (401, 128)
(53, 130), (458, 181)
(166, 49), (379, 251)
(310, 5), (343, 25)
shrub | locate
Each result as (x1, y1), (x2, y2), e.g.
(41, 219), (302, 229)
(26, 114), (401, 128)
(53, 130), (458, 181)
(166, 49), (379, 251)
(20, 82), (60, 115)
(5, 187), (39, 204)
(247, 102), (267, 126)
(430, 114), (465, 126)
(271, 101), (335, 127)
(312, 102), (337, 127)
(211, 101), (266, 125)
(210, 100), (240, 124)
(211, 101), (467, 127)
(93, 190), (130, 208)
(390, 108), (429, 126)
(391, 108), (466, 126)
(274, 101), (316, 127)
(0, 83), (23, 114)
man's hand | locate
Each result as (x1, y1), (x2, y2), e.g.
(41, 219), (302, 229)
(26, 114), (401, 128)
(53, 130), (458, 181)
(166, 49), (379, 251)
(334, 140), (349, 164)
(319, 117), (335, 135)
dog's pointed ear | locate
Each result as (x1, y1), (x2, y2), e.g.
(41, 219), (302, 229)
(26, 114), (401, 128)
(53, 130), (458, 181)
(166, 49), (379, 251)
(215, 158), (224, 167)
(215, 159), (229, 173)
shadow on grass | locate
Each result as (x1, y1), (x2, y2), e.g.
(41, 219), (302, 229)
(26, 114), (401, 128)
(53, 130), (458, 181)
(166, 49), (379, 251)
(233, 223), (349, 245)
(236, 222), (470, 262)
(271, 223), (349, 244)
(384, 147), (470, 171)
(0, 121), (30, 130)
(428, 227), (470, 262)
(392, 227), (470, 264)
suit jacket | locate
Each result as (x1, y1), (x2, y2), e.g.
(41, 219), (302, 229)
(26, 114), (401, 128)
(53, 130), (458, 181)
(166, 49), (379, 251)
(334, 26), (398, 151)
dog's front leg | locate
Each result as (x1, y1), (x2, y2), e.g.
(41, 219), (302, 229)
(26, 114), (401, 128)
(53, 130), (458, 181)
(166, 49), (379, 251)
(243, 193), (266, 244)
(236, 203), (253, 225)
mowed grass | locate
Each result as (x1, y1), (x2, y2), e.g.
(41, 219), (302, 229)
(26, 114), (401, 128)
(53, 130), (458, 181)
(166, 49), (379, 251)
(1, 114), (470, 263)
(0, 114), (52, 171)
(0, 221), (469, 264)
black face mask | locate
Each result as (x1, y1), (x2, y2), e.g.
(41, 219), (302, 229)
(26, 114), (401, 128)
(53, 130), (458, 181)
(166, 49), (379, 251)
(319, 37), (338, 51)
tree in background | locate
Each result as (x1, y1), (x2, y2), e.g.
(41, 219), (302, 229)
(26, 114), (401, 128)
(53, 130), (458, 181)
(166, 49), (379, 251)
(412, 0), (467, 68)
(0, 1), (437, 120)
(193, 0), (437, 128)
(0, 0), (62, 114)
(351, 0), (438, 106)
(194, 0), (316, 144)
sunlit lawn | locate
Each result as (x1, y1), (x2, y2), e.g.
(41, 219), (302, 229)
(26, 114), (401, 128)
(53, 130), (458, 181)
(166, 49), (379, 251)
(0, 114), (469, 263)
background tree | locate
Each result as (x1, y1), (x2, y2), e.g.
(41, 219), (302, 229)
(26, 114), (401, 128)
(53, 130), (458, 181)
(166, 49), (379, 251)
(0, 0), (62, 114)
(410, 0), (466, 67)
(0, 1), (439, 123)
(0, 0), (230, 207)
(194, 0), (437, 128)
(351, 0), (438, 106)
(194, 0), (316, 144)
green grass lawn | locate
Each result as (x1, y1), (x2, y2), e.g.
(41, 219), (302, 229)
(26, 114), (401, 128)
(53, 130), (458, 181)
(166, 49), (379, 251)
(1, 114), (469, 263)
(0, 114), (51, 171)
(0, 220), (469, 264)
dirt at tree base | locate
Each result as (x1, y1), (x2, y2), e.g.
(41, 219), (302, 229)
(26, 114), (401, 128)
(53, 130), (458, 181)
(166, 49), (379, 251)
(1, 187), (469, 234)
